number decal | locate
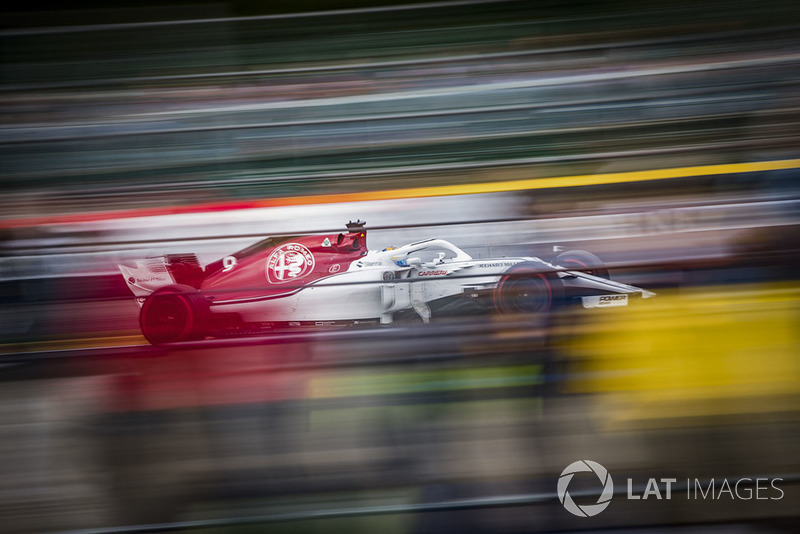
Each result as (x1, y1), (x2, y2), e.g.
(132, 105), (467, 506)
(222, 255), (237, 272)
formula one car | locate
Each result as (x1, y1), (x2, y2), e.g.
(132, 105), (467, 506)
(119, 221), (654, 345)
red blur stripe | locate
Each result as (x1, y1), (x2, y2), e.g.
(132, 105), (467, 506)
(3, 158), (800, 229)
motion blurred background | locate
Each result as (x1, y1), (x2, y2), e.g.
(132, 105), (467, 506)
(1, 0), (798, 532)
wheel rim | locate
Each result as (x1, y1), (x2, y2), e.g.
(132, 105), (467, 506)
(502, 274), (552, 313)
(142, 294), (192, 344)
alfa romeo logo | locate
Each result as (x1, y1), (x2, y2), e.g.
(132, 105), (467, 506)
(266, 243), (315, 283)
(558, 460), (614, 517)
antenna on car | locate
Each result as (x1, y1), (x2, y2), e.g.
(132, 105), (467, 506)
(346, 220), (366, 231)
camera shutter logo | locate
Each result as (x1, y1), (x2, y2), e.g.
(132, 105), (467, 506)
(558, 460), (614, 517)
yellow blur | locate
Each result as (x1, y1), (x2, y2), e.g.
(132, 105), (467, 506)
(570, 283), (800, 425)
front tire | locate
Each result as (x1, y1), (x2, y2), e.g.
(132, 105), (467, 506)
(556, 250), (610, 279)
(139, 284), (209, 345)
(494, 265), (563, 314)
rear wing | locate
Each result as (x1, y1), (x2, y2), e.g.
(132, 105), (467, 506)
(118, 258), (175, 306)
(118, 253), (204, 306)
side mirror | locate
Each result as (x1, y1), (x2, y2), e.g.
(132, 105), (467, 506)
(406, 257), (422, 267)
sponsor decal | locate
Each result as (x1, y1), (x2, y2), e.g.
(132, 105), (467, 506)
(127, 277), (135, 284)
(328, 264), (341, 273)
(418, 270), (448, 276)
(479, 262), (517, 268)
(356, 260), (382, 268)
(582, 294), (628, 308)
(266, 243), (315, 283)
(322, 237), (332, 247)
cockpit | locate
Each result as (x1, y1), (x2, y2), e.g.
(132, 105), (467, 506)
(388, 239), (472, 268)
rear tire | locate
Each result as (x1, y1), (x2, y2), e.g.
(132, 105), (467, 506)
(555, 250), (610, 279)
(139, 284), (209, 345)
(494, 265), (563, 314)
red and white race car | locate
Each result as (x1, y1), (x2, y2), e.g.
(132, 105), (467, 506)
(119, 221), (654, 345)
